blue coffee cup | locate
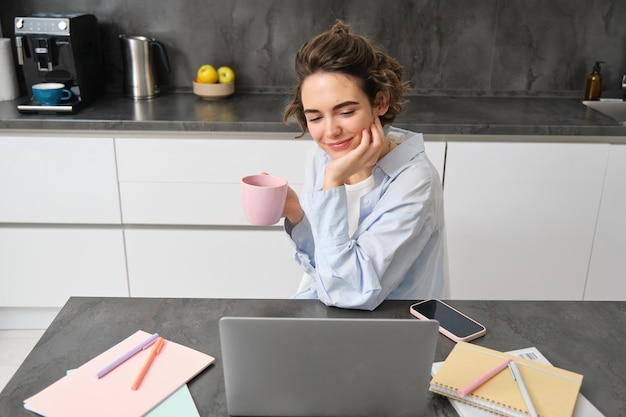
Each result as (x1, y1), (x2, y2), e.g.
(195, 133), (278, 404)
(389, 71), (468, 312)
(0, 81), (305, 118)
(32, 83), (73, 105)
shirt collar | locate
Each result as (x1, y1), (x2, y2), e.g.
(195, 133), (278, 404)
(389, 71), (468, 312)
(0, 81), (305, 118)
(377, 126), (425, 176)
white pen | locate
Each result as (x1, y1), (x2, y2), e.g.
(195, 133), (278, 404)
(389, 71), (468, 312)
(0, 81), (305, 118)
(508, 360), (539, 417)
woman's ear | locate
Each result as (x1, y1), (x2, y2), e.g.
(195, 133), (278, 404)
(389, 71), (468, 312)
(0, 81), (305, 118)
(374, 91), (390, 116)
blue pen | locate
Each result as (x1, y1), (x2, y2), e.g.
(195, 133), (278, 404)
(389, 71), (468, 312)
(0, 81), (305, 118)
(95, 332), (159, 379)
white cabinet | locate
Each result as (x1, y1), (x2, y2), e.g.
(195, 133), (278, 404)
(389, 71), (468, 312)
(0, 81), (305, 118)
(444, 141), (609, 300)
(124, 229), (301, 298)
(0, 228), (128, 307)
(0, 135), (121, 224)
(585, 145), (626, 300)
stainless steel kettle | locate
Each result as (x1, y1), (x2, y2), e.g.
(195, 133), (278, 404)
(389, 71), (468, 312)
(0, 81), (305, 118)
(119, 35), (170, 99)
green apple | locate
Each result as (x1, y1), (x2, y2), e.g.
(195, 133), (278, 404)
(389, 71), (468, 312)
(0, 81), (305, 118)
(196, 65), (218, 83)
(217, 66), (235, 83)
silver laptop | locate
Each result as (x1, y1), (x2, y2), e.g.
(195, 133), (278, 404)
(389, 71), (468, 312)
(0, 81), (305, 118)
(219, 317), (439, 417)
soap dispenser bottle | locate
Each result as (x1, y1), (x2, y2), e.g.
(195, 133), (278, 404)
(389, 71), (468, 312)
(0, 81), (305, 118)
(584, 61), (604, 100)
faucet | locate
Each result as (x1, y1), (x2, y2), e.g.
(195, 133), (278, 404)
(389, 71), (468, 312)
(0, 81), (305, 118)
(623, 75), (626, 101)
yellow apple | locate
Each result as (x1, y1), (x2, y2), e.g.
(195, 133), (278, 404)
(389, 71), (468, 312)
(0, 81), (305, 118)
(217, 66), (235, 83)
(196, 65), (218, 83)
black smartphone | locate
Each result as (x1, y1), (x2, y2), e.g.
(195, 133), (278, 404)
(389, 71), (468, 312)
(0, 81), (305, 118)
(410, 299), (486, 342)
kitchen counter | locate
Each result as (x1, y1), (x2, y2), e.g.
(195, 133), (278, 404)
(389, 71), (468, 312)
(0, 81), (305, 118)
(1, 92), (626, 140)
(1, 297), (624, 416)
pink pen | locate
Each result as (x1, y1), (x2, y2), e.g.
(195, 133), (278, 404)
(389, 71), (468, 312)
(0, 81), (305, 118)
(458, 357), (512, 397)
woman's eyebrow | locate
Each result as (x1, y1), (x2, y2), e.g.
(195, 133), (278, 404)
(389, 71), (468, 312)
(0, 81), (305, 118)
(303, 101), (360, 114)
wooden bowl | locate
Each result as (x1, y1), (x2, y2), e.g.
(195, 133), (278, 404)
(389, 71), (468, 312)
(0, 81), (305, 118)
(193, 81), (235, 100)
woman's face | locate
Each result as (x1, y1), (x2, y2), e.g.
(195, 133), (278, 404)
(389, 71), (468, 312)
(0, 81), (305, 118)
(301, 72), (386, 160)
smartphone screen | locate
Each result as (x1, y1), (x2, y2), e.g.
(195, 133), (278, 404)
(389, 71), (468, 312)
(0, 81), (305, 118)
(410, 299), (485, 342)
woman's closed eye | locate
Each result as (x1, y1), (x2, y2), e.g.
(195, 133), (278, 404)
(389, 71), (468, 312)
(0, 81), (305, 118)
(307, 110), (354, 124)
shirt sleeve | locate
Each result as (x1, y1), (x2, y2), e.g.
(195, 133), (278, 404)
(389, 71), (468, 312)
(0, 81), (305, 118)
(285, 213), (317, 274)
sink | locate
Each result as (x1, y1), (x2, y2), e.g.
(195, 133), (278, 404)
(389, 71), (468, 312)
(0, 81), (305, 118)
(583, 99), (626, 123)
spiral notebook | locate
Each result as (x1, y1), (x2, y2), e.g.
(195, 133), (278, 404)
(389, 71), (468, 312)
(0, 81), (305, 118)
(429, 342), (583, 417)
(431, 347), (604, 417)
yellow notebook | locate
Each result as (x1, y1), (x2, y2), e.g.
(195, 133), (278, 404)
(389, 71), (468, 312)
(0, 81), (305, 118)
(429, 342), (583, 417)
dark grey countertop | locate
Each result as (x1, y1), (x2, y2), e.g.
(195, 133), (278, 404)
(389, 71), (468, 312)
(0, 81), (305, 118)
(1, 297), (624, 417)
(1, 92), (626, 141)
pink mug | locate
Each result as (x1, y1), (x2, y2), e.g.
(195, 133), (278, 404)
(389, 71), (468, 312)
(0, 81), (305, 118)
(241, 174), (288, 225)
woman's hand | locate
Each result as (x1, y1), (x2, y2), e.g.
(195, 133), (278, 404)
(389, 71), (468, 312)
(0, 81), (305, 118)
(323, 117), (385, 189)
(283, 185), (304, 226)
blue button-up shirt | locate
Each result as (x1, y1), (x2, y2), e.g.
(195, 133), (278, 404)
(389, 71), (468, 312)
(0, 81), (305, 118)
(285, 126), (449, 310)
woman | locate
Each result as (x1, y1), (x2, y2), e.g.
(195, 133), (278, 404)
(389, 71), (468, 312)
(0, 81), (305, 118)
(282, 20), (448, 310)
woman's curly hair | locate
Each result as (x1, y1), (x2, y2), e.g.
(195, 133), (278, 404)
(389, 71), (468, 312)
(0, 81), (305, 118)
(283, 20), (409, 136)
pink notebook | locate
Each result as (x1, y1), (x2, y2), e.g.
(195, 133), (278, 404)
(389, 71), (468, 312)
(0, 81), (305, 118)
(24, 330), (215, 417)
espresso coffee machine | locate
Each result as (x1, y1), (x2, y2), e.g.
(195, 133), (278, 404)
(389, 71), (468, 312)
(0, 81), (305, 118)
(14, 13), (103, 113)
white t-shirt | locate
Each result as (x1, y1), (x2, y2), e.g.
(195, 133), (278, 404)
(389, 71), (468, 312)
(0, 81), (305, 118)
(344, 175), (375, 237)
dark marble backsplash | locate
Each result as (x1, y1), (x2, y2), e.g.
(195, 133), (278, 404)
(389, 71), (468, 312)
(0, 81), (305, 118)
(2, 0), (625, 98)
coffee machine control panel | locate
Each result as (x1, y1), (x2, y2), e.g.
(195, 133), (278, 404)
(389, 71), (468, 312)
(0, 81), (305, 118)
(15, 17), (71, 36)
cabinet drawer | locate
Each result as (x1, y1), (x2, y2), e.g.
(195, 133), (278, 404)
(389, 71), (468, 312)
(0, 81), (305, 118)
(115, 137), (312, 225)
(0, 136), (121, 224)
(444, 141), (608, 300)
(125, 228), (301, 298)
